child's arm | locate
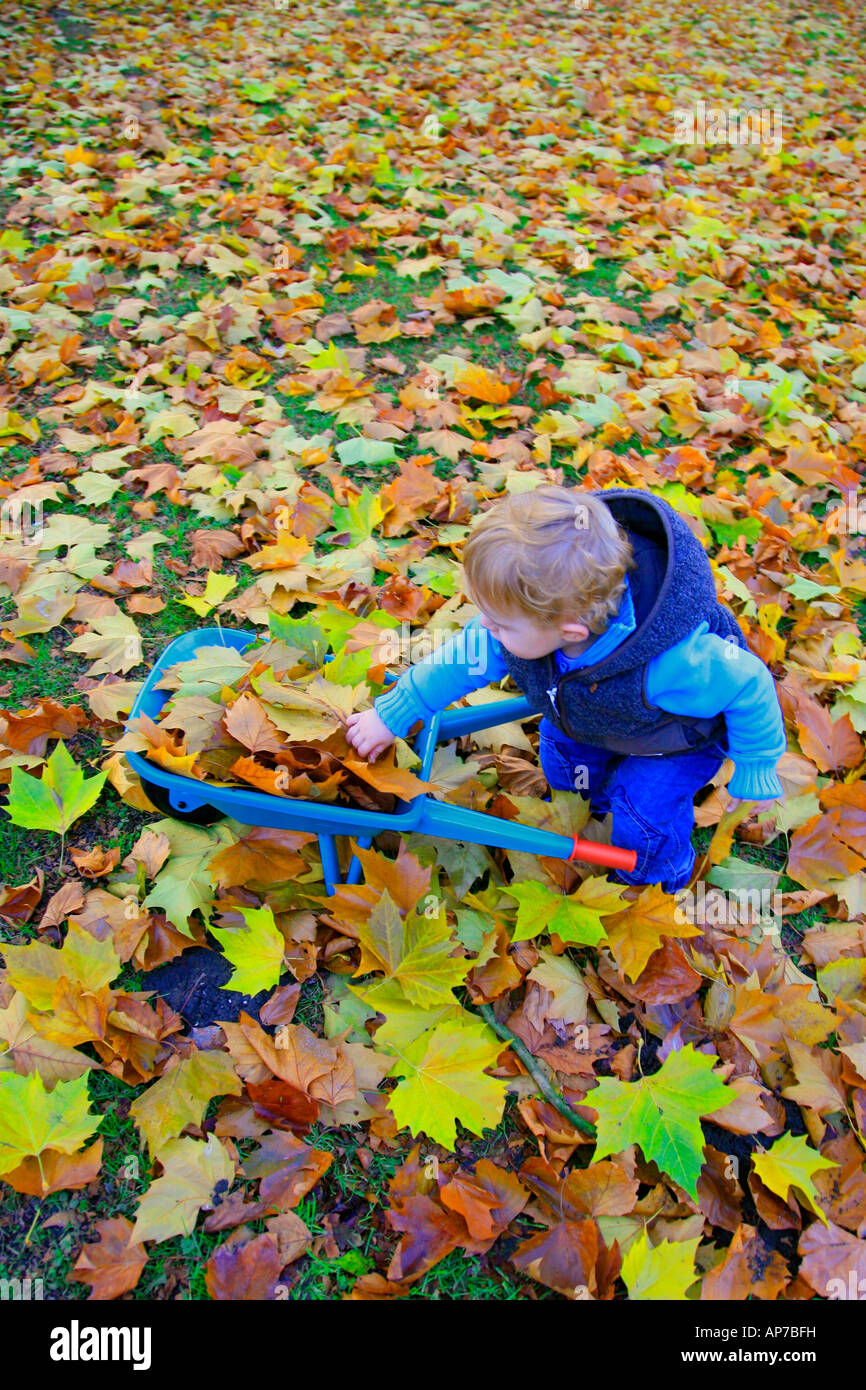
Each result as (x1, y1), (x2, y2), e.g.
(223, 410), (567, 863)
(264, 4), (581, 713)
(645, 624), (787, 801)
(346, 616), (510, 756)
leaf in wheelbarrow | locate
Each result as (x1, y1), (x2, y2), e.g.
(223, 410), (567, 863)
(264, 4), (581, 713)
(585, 1045), (737, 1201)
(223, 694), (284, 755)
(258, 706), (344, 743)
(387, 1018), (508, 1149)
(211, 905), (287, 996)
(158, 695), (225, 751)
(342, 754), (440, 800)
(5, 741), (107, 838)
(251, 673), (357, 742)
(155, 647), (251, 698)
(252, 670), (358, 723)
(145, 746), (201, 779)
(231, 756), (345, 801)
(266, 611), (328, 664)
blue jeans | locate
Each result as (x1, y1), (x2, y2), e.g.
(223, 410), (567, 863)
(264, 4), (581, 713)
(538, 717), (727, 894)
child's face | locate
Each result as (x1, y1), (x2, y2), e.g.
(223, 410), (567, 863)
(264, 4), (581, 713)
(478, 606), (590, 659)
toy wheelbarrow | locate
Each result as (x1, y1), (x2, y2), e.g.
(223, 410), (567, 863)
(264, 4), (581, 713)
(124, 627), (638, 896)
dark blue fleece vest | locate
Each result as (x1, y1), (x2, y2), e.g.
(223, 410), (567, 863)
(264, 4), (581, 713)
(499, 489), (747, 756)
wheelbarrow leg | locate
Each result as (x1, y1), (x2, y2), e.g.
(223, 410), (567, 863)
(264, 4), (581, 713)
(319, 833), (374, 892)
(318, 833), (341, 897)
(346, 835), (373, 886)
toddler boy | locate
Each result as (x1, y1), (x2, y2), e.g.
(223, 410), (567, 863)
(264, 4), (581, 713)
(346, 485), (786, 893)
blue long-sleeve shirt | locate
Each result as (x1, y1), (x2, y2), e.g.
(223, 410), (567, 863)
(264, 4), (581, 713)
(374, 579), (786, 801)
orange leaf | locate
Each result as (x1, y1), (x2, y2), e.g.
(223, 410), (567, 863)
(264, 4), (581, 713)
(788, 812), (866, 892)
(796, 704), (864, 773)
(210, 827), (315, 887)
(71, 1217), (148, 1300)
(439, 1159), (528, 1244)
(453, 361), (512, 404)
(3, 1138), (103, 1196)
(343, 753), (438, 800)
(223, 694), (284, 756)
(700, 1223), (790, 1300)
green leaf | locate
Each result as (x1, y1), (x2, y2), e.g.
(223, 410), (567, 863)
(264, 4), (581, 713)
(4, 741), (107, 838)
(408, 555), (460, 597)
(588, 1045), (737, 1200)
(335, 438), (398, 469)
(330, 484), (387, 544)
(387, 1017), (508, 1148)
(454, 908), (490, 953)
(355, 891), (469, 1009)
(266, 612), (328, 665)
(785, 576), (842, 601)
(155, 646), (251, 697)
(704, 515), (763, 548)
(321, 646), (376, 686)
(210, 904), (286, 996)
(352, 979), (461, 1052)
(501, 879), (607, 946)
(322, 973), (377, 1043)
(600, 340), (643, 369)
(240, 79), (278, 103)
(751, 1133), (838, 1227)
(143, 828), (225, 936)
(0, 1071), (99, 1176)
(621, 1227), (701, 1300)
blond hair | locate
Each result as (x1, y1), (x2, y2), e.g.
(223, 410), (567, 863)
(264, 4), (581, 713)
(462, 485), (634, 634)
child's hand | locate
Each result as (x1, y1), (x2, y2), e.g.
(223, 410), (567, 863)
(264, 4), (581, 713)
(346, 708), (396, 761)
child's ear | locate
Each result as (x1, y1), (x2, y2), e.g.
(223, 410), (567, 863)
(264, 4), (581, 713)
(560, 619), (591, 643)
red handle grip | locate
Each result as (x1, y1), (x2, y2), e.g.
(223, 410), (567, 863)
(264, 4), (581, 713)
(567, 835), (638, 874)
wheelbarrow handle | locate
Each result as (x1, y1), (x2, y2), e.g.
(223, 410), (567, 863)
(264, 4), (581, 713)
(567, 835), (638, 874)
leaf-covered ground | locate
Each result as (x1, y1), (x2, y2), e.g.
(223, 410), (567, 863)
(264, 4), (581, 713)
(0, 0), (865, 1302)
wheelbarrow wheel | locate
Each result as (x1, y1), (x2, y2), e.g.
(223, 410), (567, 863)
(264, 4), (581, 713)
(139, 778), (225, 826)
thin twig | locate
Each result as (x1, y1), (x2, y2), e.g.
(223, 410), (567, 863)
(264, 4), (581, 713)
(471, 1001), (597, 1139)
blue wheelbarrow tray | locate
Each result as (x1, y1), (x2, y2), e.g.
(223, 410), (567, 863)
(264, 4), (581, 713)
(124, 627), (637, 896)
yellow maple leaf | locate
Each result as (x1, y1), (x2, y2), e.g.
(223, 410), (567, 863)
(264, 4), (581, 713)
(603, 884), (702, 982)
